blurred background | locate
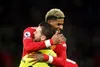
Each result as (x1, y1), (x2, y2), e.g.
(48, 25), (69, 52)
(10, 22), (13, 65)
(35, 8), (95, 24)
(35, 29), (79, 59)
(0, 0), (100, 67)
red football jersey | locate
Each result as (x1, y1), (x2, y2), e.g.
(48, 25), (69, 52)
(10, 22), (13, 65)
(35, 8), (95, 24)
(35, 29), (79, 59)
(22, 27), (53, 57)
(44, 42), (67, 67)
(43, 42), (67, 67)
(22, 27), (72, 67)
(65, 59), (78, 67)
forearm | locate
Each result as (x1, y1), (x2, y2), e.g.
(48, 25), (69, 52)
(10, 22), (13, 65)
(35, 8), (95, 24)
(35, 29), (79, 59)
(43, 54), (65, 67)
(23, 39), (54, 52)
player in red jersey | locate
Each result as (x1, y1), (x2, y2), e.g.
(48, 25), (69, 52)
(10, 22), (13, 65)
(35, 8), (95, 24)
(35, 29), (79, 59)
(26, 22), (67, 67)
(45, 8), (78, 67)
(20, 8), (66, 67)
(26, 8), (66, 67)
(22, 24), (62, 57)
(27, 21), (78, 67)
(21, 8), (78, 67)
(22, 8), (65, 58)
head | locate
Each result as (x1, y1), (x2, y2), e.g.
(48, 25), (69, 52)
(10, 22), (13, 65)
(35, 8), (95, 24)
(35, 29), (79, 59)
(34, 22), (56, 42)
(45, 8), (65, 30)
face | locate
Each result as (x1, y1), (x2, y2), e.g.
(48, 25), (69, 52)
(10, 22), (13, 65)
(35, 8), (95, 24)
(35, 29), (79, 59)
(34, 26), (42, 42)
(34, 26), (46, 42)
(48, 19), (64, 30)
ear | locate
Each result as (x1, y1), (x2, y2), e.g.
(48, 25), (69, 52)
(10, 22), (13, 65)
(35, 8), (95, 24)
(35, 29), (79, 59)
(48, 20), (53, 25)
(41, 35), (46, 41)
(47, 20), (51, 23)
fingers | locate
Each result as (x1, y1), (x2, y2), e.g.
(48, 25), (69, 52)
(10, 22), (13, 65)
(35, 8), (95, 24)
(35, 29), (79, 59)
(27, 54), (36, 58)
(55, 30), (60, 35)
(32, 60), (39, 65)
(28, 59), (38, 66)
(56, 34), (66, 43)
(27, 54), (38, 64)
(29, 59), (38, 63)
(59, 34), (66, 42)
(51, 30), (66, 44)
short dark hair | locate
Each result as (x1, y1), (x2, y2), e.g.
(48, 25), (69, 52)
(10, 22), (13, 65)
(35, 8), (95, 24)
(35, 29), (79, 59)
(39, 22), (56, 39)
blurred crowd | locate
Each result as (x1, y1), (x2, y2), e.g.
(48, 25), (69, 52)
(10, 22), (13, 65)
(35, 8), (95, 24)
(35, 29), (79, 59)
(0, 0), (99, 67)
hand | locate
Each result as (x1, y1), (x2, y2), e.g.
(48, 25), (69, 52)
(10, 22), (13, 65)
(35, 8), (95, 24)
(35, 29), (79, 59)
(51, 31), (60, 44)
(59, 34), (66, 42)
(51, 31), (65, 44)
(27, 53), (44, 65)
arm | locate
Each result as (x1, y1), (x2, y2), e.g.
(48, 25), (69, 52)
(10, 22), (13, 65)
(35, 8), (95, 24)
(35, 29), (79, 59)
(23, 27), (54, 52)
(27, 43), (67, 67)
(44, 42), (67, 67)
(66, 59), (78, 67)
(43, 54), (66, 67)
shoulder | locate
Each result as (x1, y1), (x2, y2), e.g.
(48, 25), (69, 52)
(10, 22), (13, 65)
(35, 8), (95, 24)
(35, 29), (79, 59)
(23, 27), (37, 38)
(24, 27), (37, 32)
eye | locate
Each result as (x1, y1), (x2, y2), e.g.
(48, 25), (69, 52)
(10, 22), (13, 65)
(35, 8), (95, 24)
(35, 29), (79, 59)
(58, 24), (62, 26)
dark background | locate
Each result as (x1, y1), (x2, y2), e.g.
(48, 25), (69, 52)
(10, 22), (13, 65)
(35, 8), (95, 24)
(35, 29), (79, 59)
(0, 0), (100, 67)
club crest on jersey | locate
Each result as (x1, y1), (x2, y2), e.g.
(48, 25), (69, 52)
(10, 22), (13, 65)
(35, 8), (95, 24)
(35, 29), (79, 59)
(24, 32), (31, 37)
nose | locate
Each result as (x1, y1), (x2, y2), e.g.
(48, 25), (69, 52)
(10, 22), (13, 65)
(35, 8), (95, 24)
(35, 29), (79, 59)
(59, 25), (63, 30)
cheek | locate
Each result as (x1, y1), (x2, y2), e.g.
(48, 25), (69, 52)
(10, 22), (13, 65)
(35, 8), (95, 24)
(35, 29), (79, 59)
(36, 33), (41, 38)
(54, 24), (59, 29)
(50, 22), (57, 27)
(34, 34), (37, 38)
(52, 24), (59, 28)
(55, 25), (59, 29)
(35, 33), (39, 37)
(35, 34), (39, 40)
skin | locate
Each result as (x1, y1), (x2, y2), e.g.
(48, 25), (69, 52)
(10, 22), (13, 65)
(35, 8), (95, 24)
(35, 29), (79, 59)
(48, 19), (64, 30)
(34, 18), (65, 42)
(27, 18), (65, 65)
(34, 26), (46, 42)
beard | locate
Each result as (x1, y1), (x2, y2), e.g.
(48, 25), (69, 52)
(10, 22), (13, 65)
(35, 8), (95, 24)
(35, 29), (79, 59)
(34, 38), (41, 42)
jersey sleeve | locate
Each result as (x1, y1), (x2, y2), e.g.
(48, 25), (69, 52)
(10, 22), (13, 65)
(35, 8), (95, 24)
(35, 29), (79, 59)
(23, 27), (54, 52)
(66, 59), (78, 67)
(43, 42), (67, 67)
(43, 54), (66, 67)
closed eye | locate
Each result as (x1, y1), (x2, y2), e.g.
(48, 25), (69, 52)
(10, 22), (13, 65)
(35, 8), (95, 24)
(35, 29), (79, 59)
(58, 24), (63, 26)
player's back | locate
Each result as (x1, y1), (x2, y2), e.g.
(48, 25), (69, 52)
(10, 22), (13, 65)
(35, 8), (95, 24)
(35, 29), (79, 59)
(22, 27), (37, 57)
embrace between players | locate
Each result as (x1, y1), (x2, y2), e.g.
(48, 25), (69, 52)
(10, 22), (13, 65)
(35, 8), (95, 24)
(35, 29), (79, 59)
(19, 8), (78, 67)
